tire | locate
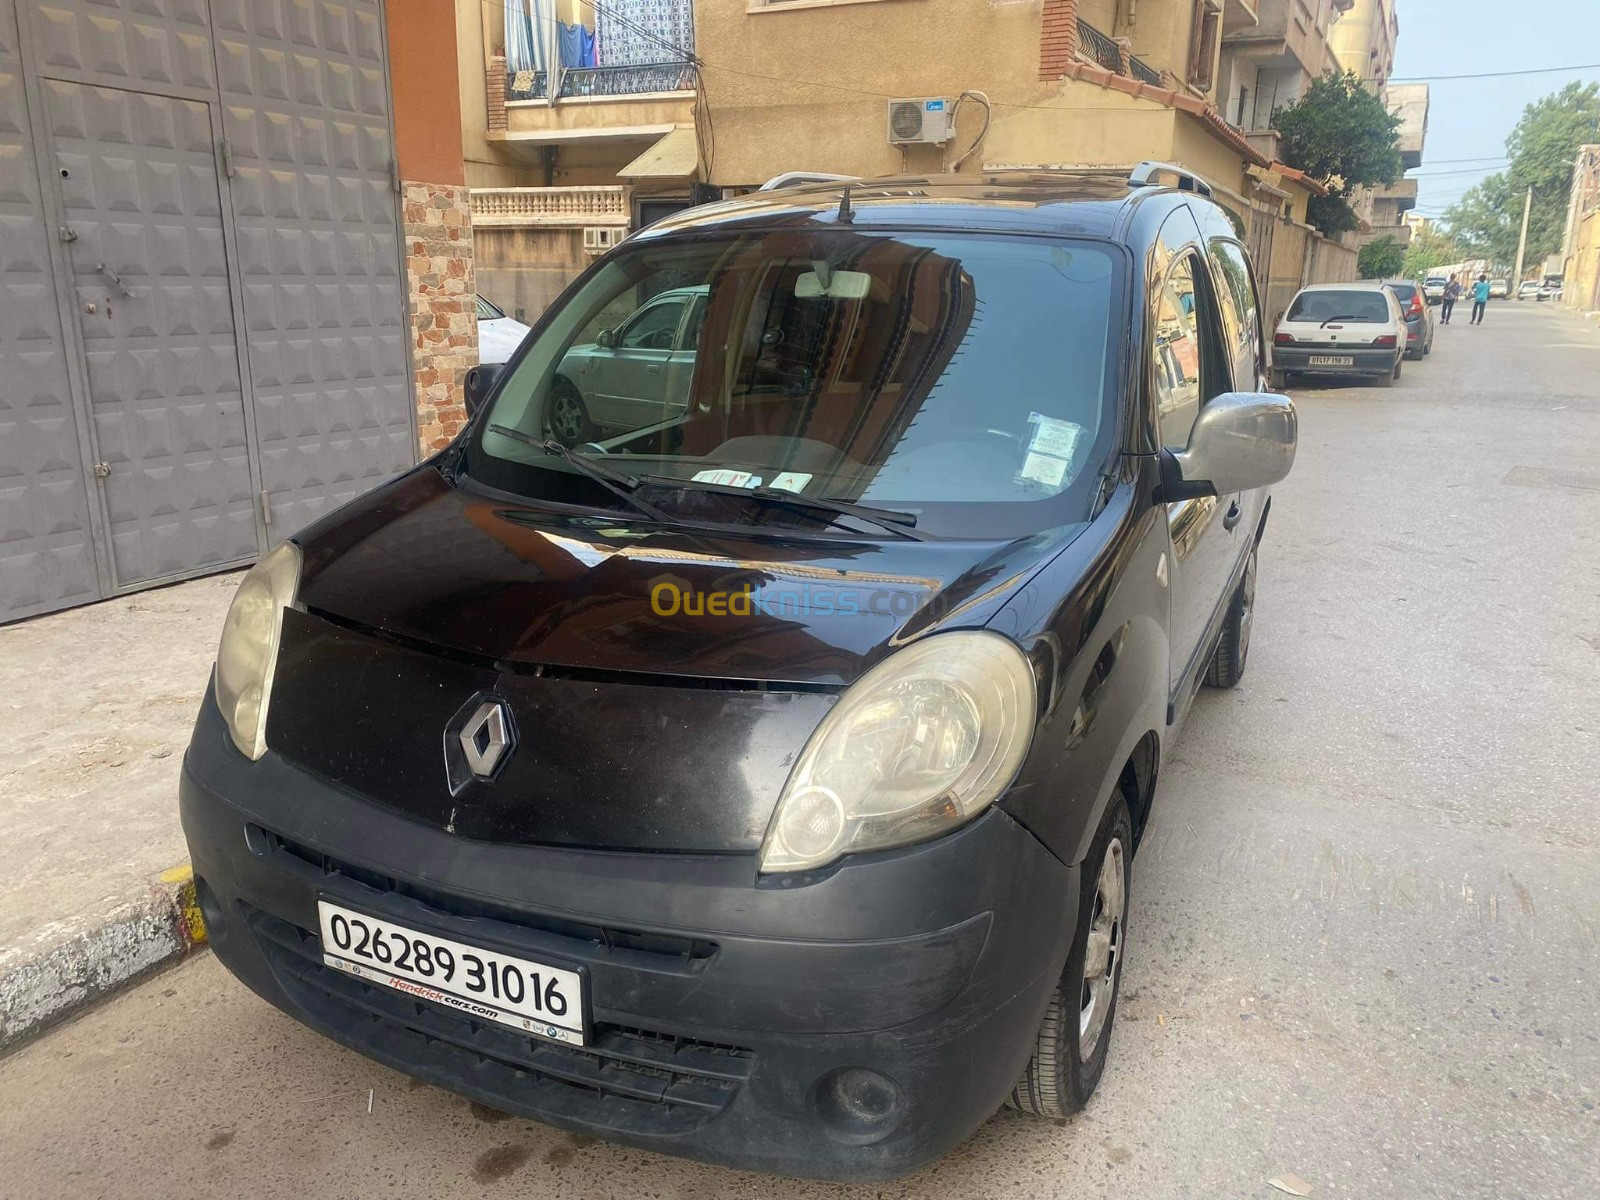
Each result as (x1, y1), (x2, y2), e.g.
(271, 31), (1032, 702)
(1008, 798), (1132, 1119)
(545, 379), (594, 445)
(1375, 368), (1394, 388)
(1269, 369), (1287, 391)
(1205, 545), (1256, 689)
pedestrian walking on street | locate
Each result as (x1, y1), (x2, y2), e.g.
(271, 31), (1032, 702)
(1441, 276), (1461, 323)
(1470, 274), (1491, 324)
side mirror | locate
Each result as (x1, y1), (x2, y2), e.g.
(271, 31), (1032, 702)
(1158, 391), (1297, 501)
(595, 328), (615, 349)
(463, 362), (504, 418)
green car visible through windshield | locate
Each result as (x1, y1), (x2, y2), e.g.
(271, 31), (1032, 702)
(462, 229), (1123, 540)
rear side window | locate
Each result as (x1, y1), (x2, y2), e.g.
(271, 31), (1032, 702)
(1388, 284), (1417, 304)
(1286, 290), (1392, 324)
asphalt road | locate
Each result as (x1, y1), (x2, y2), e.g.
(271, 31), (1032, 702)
(3, 302), (1598, 1200)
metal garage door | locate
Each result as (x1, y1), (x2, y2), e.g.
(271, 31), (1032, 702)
(0, 0), (415, 622)
(0, 0), (99, 617)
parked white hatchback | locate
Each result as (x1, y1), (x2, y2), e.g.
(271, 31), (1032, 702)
(1270, 282), (1409, 389)
(476, 294), (533, 364)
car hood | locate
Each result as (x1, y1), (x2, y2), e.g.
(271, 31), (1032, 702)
(293, 466), (1085, 686)
(478, 317), (530, 365)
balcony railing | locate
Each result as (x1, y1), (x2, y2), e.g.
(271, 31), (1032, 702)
(1078, 19), (1122, 74)
(469, 186), (630, 228)
(506, 62), (695, 103)
(1129, 56), (1163, 86)
(1077, 18), (1165, 87)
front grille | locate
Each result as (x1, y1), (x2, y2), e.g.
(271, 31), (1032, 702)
(243, 905), (753, 1135)
(255, 828), (718, 969)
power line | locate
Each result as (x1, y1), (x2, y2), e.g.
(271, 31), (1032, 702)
(1388, 62), (1600, 83)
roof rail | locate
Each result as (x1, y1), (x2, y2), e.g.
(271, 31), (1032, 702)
(757, 172), (858, 191)
(1127, 161), (1214, 197)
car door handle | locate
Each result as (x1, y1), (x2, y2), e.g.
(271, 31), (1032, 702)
(646, 365), (661, 375)
(1223, 500), (1243, 532)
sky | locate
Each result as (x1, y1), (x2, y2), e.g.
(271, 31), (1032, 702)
(1391, 0), (1600, 220)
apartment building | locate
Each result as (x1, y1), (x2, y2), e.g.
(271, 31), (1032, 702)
(0, 0), (472, 623)
(702, 0), (1356, 322)
(1217, 0), (1348, 163)
(1367, 81), (1426, 246)
(1330, 0), (1396, 94)
(1561, 144), (1600, 314)
(458, 0), (704, 323)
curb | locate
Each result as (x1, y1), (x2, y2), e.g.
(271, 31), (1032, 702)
(0, 864), (206, 1055)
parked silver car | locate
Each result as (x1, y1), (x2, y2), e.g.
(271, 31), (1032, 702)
(548, 285), (709, 442)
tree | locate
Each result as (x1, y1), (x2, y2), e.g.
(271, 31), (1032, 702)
(1443, 82), (1600, 267)
(1358, 235), (1406, 278)
(1403, 226), (1463, 278)
(1273, 71), (1403, 237)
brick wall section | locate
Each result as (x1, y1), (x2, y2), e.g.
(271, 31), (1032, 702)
(1040, 0), (1081, 79)
(487, 54), (507, 133)
(403, 181), (478, 453)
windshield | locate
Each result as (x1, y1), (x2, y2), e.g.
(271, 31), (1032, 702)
(1387, 283), (1417, 303)
(1286, 290), (1392, 324)
(462, 230), (1122, 539)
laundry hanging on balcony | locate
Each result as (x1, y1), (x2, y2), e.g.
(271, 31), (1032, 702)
(594, 0), (694, 67)
(559, 21), (597, 69)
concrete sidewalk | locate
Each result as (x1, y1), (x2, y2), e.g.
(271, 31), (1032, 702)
(0, 573), (237, 1051)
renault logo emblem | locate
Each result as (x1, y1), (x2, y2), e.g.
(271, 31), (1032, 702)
(459, 700), (514, 778)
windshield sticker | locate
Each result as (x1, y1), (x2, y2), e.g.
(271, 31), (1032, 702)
(692, 469), (762, 488)
(1016, 415), (1084, 492)
(1026, 413), (1085, 461)
(768, 471), (814, 493)
(1019, 451), (1071, 490)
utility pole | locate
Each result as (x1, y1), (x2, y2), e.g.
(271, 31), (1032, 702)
(1512, 187), (1533, 285)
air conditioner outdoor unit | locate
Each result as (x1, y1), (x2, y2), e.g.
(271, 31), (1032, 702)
(583, 226), (621, 255)
(887, 98), (953, 146)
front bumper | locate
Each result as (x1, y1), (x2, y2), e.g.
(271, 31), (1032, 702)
(1274, 345), (1400, 376)
(181, 689), (1079, 1181)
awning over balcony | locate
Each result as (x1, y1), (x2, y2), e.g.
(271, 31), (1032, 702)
(618, 125), (699, 179)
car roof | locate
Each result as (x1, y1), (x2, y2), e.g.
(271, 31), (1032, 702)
(1293, 281), (1394, 293)
(631, 171), (1215, 243)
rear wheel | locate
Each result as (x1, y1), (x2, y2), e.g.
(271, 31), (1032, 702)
(1008, 798), (1132, 1119)
(1205, 546), (1256, 688)
(1269, 369), (1287, 390)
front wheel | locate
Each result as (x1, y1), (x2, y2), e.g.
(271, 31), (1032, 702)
(1205, 546), (1256, 688)
(545, 379), (594, 445)
(1008, 798), (1132, 1118)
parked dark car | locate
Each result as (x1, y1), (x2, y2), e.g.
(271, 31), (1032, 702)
(1378, 278), (1434, 360)
(181, 166), (1296, 1181)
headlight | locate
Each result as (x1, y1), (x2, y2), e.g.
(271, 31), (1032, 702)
(214, 541), (301, 760)
(759, 631), (1036, 873)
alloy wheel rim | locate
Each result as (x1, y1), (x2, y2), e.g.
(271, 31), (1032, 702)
(551, 393), (583, 440)
(1078, 836), (1125, 1061)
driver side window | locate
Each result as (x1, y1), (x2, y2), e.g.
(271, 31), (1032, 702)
(1153, 253), (1229, 450)
(620, 299), (687, 350)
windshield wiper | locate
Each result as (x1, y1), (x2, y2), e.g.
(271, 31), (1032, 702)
(640, 475), (929, 541)
(488, 424), (675, 524)
(1319, 314), (1364, 327)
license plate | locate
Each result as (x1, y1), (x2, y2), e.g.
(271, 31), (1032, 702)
(316, 900), (586, 1046)
(1308, 355), (1354, 366)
